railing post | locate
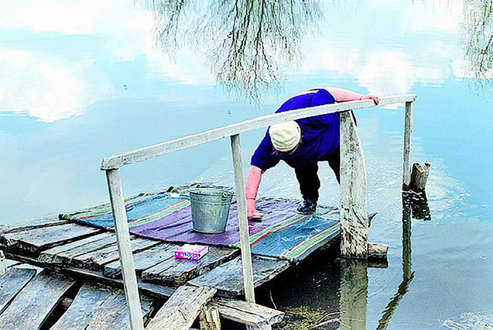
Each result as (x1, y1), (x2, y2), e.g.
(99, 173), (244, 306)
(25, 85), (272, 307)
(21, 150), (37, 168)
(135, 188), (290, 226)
(230, 134), (256, 303)
(402, 101), (414, 189)
(339, 111), (369, 259)
(105, 169), (144, 330)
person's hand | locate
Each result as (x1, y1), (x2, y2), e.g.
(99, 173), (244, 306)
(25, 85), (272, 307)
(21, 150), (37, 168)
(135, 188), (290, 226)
(246, 198), (263, 220)
(366, 95), (380, 105)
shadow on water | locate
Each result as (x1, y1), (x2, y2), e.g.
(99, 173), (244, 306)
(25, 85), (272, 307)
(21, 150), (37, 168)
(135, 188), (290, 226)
(146, 0), (323, 100)
(257, 191), (432, 329)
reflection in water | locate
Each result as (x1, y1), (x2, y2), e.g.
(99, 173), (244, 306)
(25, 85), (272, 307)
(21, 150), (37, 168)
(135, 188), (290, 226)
(376, 194), (416, 329)
(339, 260), (368, 330)
(404, 191), (432, 221)
(462, 0), (493, 85)
(148, 0), (322, 99)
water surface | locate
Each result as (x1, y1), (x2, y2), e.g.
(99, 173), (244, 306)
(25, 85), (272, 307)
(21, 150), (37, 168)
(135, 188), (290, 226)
(1, 1), (492, 328)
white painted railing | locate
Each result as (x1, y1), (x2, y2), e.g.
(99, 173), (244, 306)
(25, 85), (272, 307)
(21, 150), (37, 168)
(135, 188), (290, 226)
(101, 94), (416, 329)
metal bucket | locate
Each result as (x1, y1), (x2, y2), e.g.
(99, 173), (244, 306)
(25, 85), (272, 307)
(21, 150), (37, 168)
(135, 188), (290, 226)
(189, 188), (233, 234)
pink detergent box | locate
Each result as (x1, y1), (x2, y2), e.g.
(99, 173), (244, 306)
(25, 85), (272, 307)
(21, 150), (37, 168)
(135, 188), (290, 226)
(174, 244), (208, 261)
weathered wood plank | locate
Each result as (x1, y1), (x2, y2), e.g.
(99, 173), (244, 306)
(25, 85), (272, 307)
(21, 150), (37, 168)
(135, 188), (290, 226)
(0, 270), (76, 329)
(211, 298), (284, 328)
(53, 282), (154, 330)
(101, 95), (416, 170)
(51, 282), (113, 330)
(142, 246), (238, 286)
(87, 290), (153, 329)
(199, 305), (221, 330)
(188, 256), (290, 298)
(231, 134), (256, 303)
(146, 285), (216, 330)
(39, 232), (116, 264)
(0, 268), (37, 315)
(5, 251), (176, 299)
(103, 243), (178, 279)
(72, 237), (159, 271)
(339, 111), (369, 258)
(0, 223), (102, 254)
(1, 219), (68, 234)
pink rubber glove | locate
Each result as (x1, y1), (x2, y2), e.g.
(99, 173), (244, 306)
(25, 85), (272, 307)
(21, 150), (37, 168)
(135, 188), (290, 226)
(245, 166), (263, 220)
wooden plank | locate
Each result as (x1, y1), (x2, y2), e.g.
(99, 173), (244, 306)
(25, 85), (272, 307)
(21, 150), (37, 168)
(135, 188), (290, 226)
(39, 232), (116, 264)
(231, 134), (256, 303)
(146, 285), (216, 330)
(105, 168), (144, 330)
(339, 111), (369, 258)
(0, 270), (76, 329)
(141, 246), (238, 286)
(103, 243), (178, 279)
(199, 305), (221, 330)
(4, 251), (176, 299)
(0, 268), (37, 315)
(402, 101), (414, 188)
(0, 223), (102, 254)
(72, 237), (158, 271)
(211, 298), (284, 328)
(188, 256), (290, 298)
(101, 95), (416, 170)
(51, 282), (114, 330)
(53, 283), (154, 330)
(0, 219), (68, 234)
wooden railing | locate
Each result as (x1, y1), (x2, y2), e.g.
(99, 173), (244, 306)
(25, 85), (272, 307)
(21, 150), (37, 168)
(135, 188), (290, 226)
(101, 94), (416, 329)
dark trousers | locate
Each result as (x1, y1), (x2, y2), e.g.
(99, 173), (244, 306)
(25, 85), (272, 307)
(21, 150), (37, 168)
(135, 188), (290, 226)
(294, 147), (340, 202)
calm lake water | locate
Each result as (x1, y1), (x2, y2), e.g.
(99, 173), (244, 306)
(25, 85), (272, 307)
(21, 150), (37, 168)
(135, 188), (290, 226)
(1, 0), (492, 328)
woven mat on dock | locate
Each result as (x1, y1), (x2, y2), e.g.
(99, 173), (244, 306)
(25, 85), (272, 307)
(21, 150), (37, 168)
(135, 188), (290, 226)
(60, 192), (340, 262)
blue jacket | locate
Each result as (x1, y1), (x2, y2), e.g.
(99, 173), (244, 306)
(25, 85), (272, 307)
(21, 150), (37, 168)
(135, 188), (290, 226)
(251, 89), (339, 171)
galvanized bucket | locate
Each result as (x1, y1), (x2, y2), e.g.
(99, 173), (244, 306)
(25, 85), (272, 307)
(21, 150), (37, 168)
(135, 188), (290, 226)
(189, 188), (233, 234)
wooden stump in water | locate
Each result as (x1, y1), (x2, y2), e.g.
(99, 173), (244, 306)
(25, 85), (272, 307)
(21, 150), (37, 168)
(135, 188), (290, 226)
(409, 161), (431, 192)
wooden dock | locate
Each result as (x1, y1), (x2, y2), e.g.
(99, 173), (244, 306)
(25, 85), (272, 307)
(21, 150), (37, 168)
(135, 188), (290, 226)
(0, 219), (291, 329)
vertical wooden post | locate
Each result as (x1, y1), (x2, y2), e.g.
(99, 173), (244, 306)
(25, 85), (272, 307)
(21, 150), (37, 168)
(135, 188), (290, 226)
(402, 101), (414, 188)
(0, 250), (7, 276)
(230, 134), (256, 303)
(106, 169), (144, 330)
(339, 111), (369, 259)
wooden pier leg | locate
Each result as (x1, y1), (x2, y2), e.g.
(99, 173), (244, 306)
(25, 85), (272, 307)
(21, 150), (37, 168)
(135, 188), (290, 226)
(230, 134), (256, 304)
(402, 101), (414, 189)
(339, 111), (369, 259)
(339, 260), (368, 330)
(106, 169), (144, 330)
(0, 250), (7, 276)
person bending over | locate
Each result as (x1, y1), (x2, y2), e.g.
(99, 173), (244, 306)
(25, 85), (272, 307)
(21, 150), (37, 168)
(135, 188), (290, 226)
(245, 88), (379, 219)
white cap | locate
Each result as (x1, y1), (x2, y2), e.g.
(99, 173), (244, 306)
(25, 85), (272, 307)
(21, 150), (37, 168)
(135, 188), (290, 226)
(269, 121), (301, 152)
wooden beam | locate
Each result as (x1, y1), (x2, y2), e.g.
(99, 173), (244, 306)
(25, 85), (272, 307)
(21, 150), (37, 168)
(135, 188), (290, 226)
(101, 95), (416, 170)
(402, 101), (414, 188)
(339, 111), (369, 259)
(230, 134), (256, 304)
(146, 285), (216, 330)
(105, 169), (144, 330)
